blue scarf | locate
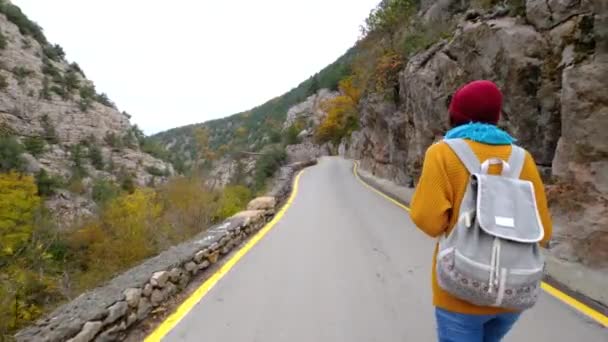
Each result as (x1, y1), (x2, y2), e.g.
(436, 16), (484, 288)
(444, 122), (516, 145)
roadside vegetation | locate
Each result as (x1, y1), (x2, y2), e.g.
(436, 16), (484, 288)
(0, 132), (253, 337)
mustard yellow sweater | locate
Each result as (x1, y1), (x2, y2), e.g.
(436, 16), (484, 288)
(410, 140), (552, 315)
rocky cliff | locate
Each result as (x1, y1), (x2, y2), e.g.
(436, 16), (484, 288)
(0, 1), (173, 223)
(338, 0), (607, 268)
(284, 88), (339, 163)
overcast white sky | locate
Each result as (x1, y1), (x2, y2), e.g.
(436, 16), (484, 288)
(13, 0), (379, 134)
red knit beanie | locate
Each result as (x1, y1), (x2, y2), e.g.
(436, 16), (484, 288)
(448, 80), (503, 126)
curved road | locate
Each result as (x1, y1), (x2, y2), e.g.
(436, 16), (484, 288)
(162, 157), (606, 341)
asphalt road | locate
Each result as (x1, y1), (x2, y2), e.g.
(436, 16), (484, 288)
(163, 157), (607, 341)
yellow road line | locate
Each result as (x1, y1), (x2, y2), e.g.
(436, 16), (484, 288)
(352, 161), (608, 328)
(145, 170), (305, 342)
(541, 282), (608, 327)
(353, 162), (410, 212)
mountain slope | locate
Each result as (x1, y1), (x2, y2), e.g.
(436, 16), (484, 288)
(152, 47), (355, 170)
(0, 0), (173, 220)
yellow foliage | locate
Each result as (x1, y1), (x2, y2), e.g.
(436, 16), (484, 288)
(339, 76), (361, 103)
(0, 172), (40, 257)
(0, 171), (250, 336)
(374, 51), (403, 91)
(68, 189), (164, 290)
(0, 173), (60, 335)
(159, 177), (218, 243)
(315, 78), (361, 144)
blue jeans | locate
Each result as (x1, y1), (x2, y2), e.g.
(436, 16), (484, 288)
(435, 308), (521, 342)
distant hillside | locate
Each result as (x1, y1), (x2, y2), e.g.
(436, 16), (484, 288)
(152, 47), (356, 171)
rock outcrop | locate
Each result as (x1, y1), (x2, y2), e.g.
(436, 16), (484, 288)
(282, 88), (338, 163)
(343, 0), (607, 268)
(206, 156), (257, 189)
(283, 88), (340, 130)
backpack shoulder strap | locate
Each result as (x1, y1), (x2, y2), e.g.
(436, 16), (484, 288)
(506, 145), (526, 179)
(444, 139), (480, 174)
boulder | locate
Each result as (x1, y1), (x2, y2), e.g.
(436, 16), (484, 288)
(230, 210), (266, 226)
(103, 301), (127, 326)
(123, 288), (141, 308)
(150, 271), (169, 288)
(247, 197), (277, 211)
(66, 321), (102, 342)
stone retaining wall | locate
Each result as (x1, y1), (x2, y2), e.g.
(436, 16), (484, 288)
(15, 161), (315, 342)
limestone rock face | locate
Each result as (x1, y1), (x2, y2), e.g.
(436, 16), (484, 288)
(283, 88), (339, 130)
(0, 9), (173, 224)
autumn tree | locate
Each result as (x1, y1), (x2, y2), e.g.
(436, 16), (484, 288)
(0, 173), (40, 260)
(0, 173), (59, 335)
(70, 189), (163, 289)
(159, 177), (218, 243)
(315, 77), (361, 144)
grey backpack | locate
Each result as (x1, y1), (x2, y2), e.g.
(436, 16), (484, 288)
(436, 139), (545, 310)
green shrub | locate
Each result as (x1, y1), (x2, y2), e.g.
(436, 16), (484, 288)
(268, 130), (282, 144)
(70, 144), (87, 178)
(64, 71), (80, 92)
(50, 85), (67, 99)
(92, 179), (121, 205)
(362, 0), (417, 37)
(40, 115), (58, 144)
(88, 145), (104, 170)
(0, 30), (6, 49)
(283, 124), (301, 145)
(120, 174), (136, 193)
(216, 185), (252, 219)
(43, 44), (65, 62)
(79, 86), (96, 111)
(122, 132), (138, 149)
(35, 169), (63, 197)
(41, 59), (60, 78)
(79, 85), (95, 99)
(12, 66), (32, 85)
(141, 138), (170, 161)
(24, 136), (45, 156)
(0, 136), (24, 172)
(0, 1), (48, 46)
(254, 148), (286, 191)
(69, 62), (84, 76)
(104, 132), (123, 150)
(96, 93), (115, 108)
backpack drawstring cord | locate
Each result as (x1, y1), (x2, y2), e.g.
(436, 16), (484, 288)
(488, 238), (501, 293)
